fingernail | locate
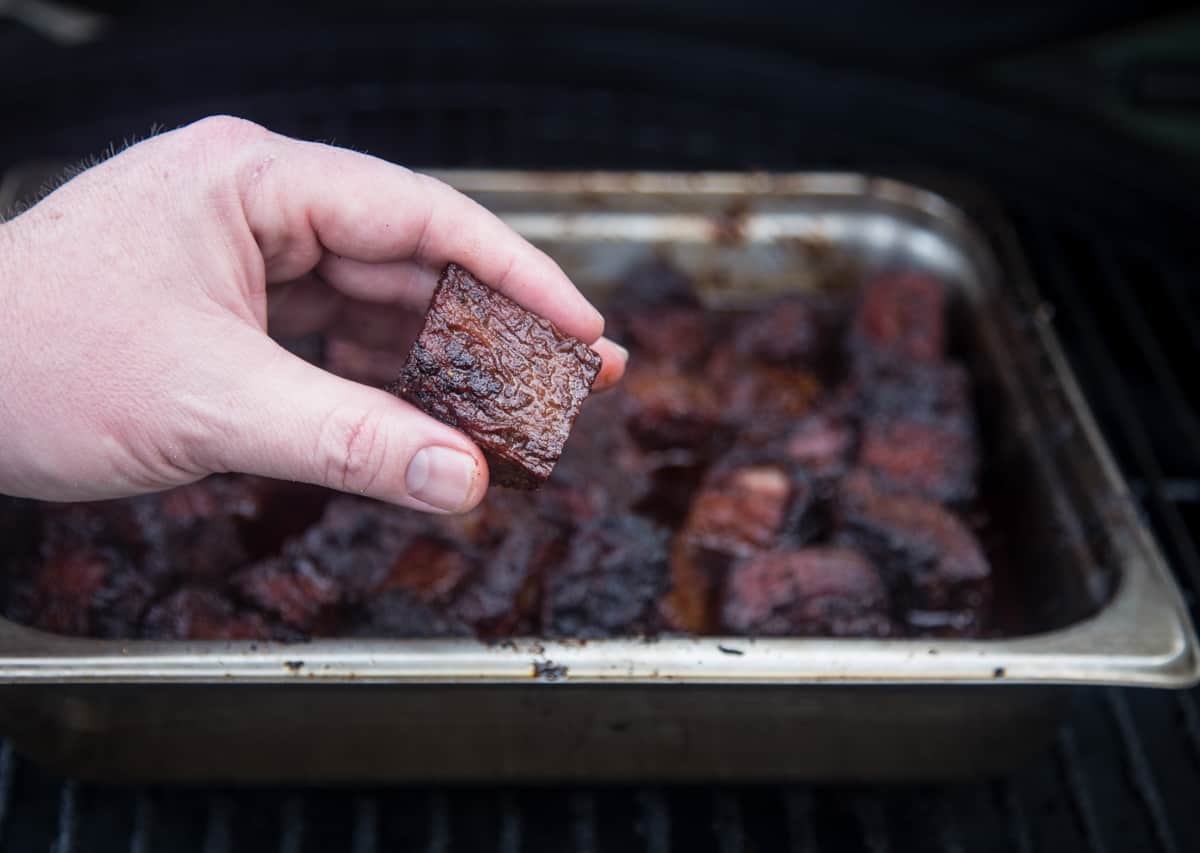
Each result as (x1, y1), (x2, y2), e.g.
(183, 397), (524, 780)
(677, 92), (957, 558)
(608, 339), (630, 361)
(406, 446), (478, 511)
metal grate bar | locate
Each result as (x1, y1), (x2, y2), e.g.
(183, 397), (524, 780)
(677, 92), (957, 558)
(1140, 246), (1200, 359)
(852, 794), (890, 853)
(569, 792), (597, 853)
(51, 780), (76, 853)
(279, 796), (305, 853)
(351, 797), (379, 853)
(0, 740), (15, 844)
(994, 780), (1034, 853)
(499, 791), (522, 853)
(1104, 690), (1181, 853)
(782, 789), (817, 853)
(712, 791), (745, 853)
(1056, 725), (1111, 853)
(427, 791), (450, 853)
(202, 797), (233, 853)
(635, 788), (670, 853)
(1180, 692), (1200, 760)
(128, 791), (152, 853)
(1020, 219), (1200, 596)
(1092, 242), (1200, 462)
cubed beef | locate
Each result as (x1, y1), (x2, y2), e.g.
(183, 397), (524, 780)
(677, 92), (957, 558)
(390, 263), (601, 489)
(721, 547), (893, 637)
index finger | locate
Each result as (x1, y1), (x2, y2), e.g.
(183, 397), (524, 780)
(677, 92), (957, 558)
(238, 134), (605, 343)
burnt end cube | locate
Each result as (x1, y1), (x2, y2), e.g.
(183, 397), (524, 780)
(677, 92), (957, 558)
(730, 295), (827, 366)
(26, 547), (155, 638)
(543, 514), (670, 639)
(836, 470), (991, 634)
(350, 589), (472, 639)
(850, 271), (947, 370)
(858, 416), (978, 504)
(444, 524), (558, 637)
(141, 587), (274, 641)
(720, 547), (894, 637)
(390, 263), (602, 489)
(232, 554), (344, 635)
(620, 363), (726, 451)
(660, 459), (815, 633)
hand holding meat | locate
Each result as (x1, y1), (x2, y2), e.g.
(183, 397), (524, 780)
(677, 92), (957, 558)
(0, 117), (625, 512)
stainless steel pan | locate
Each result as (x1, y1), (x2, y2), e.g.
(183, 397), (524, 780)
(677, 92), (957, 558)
(0, 172), (1195, 781)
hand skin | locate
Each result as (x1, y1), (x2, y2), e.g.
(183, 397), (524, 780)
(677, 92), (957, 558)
(0, 116), (626, 513)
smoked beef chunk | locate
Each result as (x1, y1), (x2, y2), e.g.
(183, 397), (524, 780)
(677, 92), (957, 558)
(662, 458), (815, 633)
(2, 260), (996, 642)
(836, 471), (990, 634)
(721, 547), (893, 637)
(390, 263), (602, 489)
(543, 514), (670, 638)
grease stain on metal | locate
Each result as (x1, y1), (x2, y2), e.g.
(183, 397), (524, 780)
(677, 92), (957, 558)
(284, 660), (305, 673)
(532, 660), (568, 681)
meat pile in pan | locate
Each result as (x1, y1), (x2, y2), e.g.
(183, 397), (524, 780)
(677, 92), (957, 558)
(0, 262), (991, 640)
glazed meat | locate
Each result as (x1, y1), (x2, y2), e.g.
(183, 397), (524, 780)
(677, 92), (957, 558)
(2, 259), (995, 642)
(662, 458), (815, 632)
(621, 362), (726, 451)
(543, 514), (670, 638)
(11, 548), (154, 639)
(851, 270), (947, 369)
(731, 295), (827, 366)
(390, 263), (602, 489)
(837, 470), (990, 633)
(721, 547), (893, 637)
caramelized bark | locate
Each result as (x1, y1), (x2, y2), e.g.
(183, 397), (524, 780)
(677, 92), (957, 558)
(837, 470), (990, 633)
(543, 514), (670, 638)
(390, 263), (602, 489)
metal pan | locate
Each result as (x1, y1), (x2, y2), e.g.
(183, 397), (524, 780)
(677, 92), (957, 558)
(0, 172), (1195, 782)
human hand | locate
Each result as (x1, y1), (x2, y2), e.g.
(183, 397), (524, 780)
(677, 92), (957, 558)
(0, 116), (626, 512)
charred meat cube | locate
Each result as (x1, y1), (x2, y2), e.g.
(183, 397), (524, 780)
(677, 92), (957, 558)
(349, 589), (472, 639)
(445, 524), (558, 637)
(543, 514), (670, 638)
(232, 554), (344, 635)
(284, 496), (429, 602)
(135, 479), (256, 580)
(661, 459), (814, 633)
(721, 547), (893, 637)
(16, 548), (155, 638)
(730, 295), (827, 366)
(855, 361), (978, 503)
(537, 392), (655, 522)
(837, 471), (990, 633)
(704, 341), (824, 426)
(141, 587), (274, 641)
(390, 263), (602, 489)
(621, 362), (726, 451)
(725, 364), (822, 423)
(858, 417), (977, 504)
(681, 459), (815, 557)
(850, 271), (947, 369)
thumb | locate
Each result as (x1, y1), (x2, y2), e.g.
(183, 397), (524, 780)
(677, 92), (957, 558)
(202, 336), (489, 513)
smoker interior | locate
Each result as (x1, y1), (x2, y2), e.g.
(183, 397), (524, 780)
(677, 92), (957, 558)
(3, 4), (1200, 850)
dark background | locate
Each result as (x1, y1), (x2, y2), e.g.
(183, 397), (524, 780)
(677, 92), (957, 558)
(1, 2), (1199, 851)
